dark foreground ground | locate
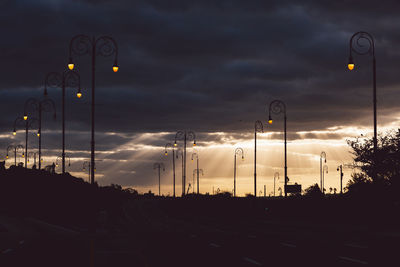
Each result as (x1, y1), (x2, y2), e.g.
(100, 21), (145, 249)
(1, 197), (399, 267)
(1, 167), (399, 266)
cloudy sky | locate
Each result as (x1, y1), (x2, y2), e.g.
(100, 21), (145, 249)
(1, 0), (400, 196)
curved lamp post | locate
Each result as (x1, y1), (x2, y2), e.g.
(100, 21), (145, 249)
(68, 35), (119, 185)
(233, 147), (244, 197)
(23, 97), (56, 169)
(165, 143), (176, 197)
(174, 131), (196, 196)
(267, 100), (288, 197)
(45, 71), (80, 173)
(153, 163), (165, 196)
(13, 116), (38, 168)
(254, 120), (264, 197)
(6, 145), (24, 166)
(56, 155), (71, 170)
(348, 32), (377, 153)
(320, 151), (327, 191)
(191, 152), (201, 194)
(322, 165), (328, 194)
(192, 168), (203, 194)
(274, 172), (279, 197)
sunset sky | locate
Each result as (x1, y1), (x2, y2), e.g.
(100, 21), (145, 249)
(1, 0), (400, 195)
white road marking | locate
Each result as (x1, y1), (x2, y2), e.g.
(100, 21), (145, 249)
(2, 249), (12, 254)
(280, 242), (297, 248)
(345, 243), (368, 249)
(209, 243), (220, 248)
(338, 256), (368, 265)
(243, 257), (262, 266)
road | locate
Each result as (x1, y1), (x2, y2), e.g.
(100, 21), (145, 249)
(1, 200), (398, 266)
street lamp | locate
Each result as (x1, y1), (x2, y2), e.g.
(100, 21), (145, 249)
(348, 32), (377, 154)
(6, 145), (24, 166)
(274, 172), (279, 197)
(233, 147), (244, 197)
(56, 155), (71, 170)
(191, 152), (201, 194)
(337, 165), (344, 194)
(153, 163), (165, 196)
(24, 97), (56, 169)
(267, 100), (288, 197)
(174, 131), (196, 196)
(320, 151), (327, 192)
(323, 165), (328, 194)
(254, 120), (263, 197)
(13, 116), (38, 168)
(68, 35), (119, 185)
(192, 168), (203, 194)
(27, 152), (37, 168)
(165, 143), (177, 198)
(45, 71), (81, 174)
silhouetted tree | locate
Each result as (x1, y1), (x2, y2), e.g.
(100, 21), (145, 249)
(304, 183), (323, 198)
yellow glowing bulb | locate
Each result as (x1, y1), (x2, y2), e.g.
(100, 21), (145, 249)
(13, 131), (16, 136)
(94, 168), (96, 172)
(27, 160), (30, 163)
(193, 143), (196, 147)
(23, 115), (28, 120)
(77, 92), (82, 98)
(68, 63), (74, 70)
(268, 119), (273, 124)
(113, 65), (119, 72)
(41, 159), (43, 163)
(6, 155), (9, 159)
(22, 154), (24, 158)
(174, 143), (177, 147)
(165, 152), (168, 156)
(56, 164), (58, 167)
(348, 63), (354, 70)
(37, 133), (40, 137)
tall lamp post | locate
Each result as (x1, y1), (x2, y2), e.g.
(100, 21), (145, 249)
(165, 143), (176, 198)
(13, 116), (38, 168)
(320, 151), (327, 191)
(45, 71), (80, 174)
(192, 169), (203, 194)
(322, 165), (328, 194)
(153, 163), (165, 196)
(267, 100), (288, 197)
(337, 165), (344, 194)
(233, 147), (244, 197)
(23, 97), (56, 169)
(274, 172), (279, 197)
(191, 152), (201, 194)
(56, 155), (71, 170)
(68, 35), (119, 185)
(6, 145), (24, 166)
(174, 131), (196, 196)
(254, 120), (263, 197)
(348, 32), (377, 154)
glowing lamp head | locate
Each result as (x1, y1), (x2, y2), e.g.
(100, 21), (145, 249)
(6, 155), (9, 159)
(77, 91), (82, 99)
(22, 153), (24, 158)
(12, 130), (16, 136)
(41, 159), (43, 163)
(23, 115), (28, 121)
(268, 115), (273, 124)
(174, 142), (177, 147)
(94, 168), (96, 172)
(27, 159), (30, 163)
(37, 132), (40, 137)
(165, 152), (168, 156)
(348, 57), (354, 71)
(68, 57), (74, 70)
(113, 64), (119, 73)
(193, 142), (196, 147)
(56, 163), (58, 167)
